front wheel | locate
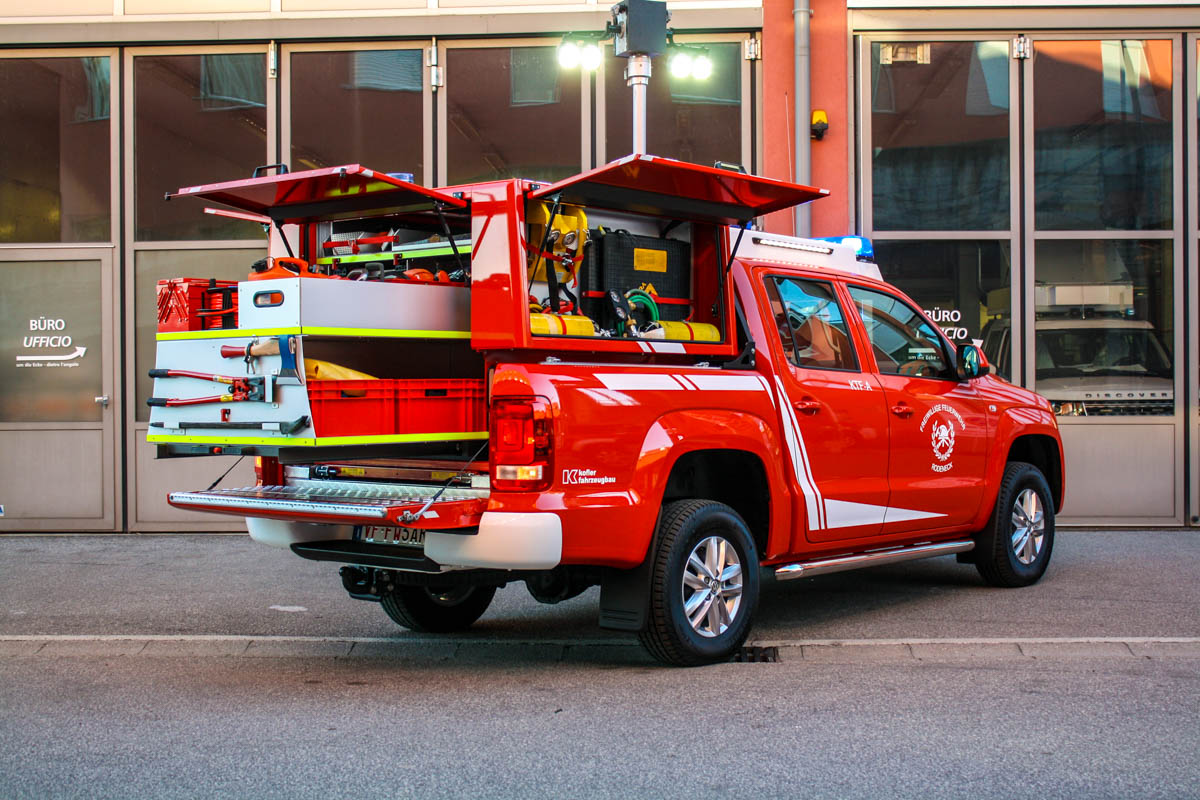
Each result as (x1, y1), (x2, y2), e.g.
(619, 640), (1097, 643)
(974, 461), (1055, 588)
(639, 500), (760, 667)
(381, 584), (496, 632)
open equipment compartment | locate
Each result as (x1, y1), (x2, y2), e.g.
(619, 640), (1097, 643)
(517, 155), (829, 357)
(152, 164), (486, 455)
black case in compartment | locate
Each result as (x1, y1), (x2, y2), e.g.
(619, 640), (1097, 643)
(578, 230), (692, 325)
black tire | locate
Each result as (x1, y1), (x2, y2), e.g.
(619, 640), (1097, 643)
(639, 500), (760, 667)
(975, 461), (1055, 588)
(380, 584), (496, 633)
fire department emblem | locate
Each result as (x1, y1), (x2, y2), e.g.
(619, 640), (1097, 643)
(919, 403), (967, 473)
(931, 421), (955, 462)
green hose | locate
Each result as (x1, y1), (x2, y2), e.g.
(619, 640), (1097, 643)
(625, 289), (660, 323)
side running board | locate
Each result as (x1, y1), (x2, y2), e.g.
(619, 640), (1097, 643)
(775, 540), (974, 581)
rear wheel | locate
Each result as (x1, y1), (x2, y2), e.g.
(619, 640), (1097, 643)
(639, 500), (760, 667)
(381, 584), (496, 632)
(975, 461), (1055, 588)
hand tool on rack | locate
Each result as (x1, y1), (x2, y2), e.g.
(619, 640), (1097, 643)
(146, 369), (272, 406)
(150, 415), (309, 435)
(218, 336), (303, 385)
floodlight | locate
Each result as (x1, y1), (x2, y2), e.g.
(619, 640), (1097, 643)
(691, 54), (712, 80)
(558, 41), (581, 69)
(669, 51), (693, 79)
(581, 42), (603, 71)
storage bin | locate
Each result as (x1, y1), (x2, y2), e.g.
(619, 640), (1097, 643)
(579, 229), (692, 325)
(157, 278), (239, 332)
(307, 379), (486, 438)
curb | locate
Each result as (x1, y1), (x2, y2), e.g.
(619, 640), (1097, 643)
(2, 635), (1198, 661)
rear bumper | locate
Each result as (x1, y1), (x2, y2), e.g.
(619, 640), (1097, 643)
(248, 511), (562, 571)
(427, 512), (562, 570)
(246, 517), (352, 548)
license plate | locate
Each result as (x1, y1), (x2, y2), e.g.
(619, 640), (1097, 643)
(353, 525), (425, 548)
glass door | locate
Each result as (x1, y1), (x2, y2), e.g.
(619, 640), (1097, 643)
(1189, 34), (1199, 527)
(0, 50), (119, 532)
(860, 37), (1022, 385)
(0, 251), (118, 531)
(124, 46), (272, 530)
(1024, 36), (1184, 525)
(282, 41), (433, 187)
(861, 33), (1188, 526)
(437, 38), (589, 185)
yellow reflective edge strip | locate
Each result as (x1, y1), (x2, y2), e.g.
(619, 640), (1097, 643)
(301, 327), (471, 339)
(147, 431), (489, 447)
(156, 328), (301, 341)
(148, 434), (314, 446)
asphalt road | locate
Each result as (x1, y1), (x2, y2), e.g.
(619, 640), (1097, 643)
(1, 531), (1198, 799)
(1, 530), (1197, 641)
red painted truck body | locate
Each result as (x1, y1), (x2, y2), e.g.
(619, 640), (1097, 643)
(153, 156), (1064, 665)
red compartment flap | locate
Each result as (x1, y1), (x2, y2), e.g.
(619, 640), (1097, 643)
(528, 155), (828, 225)
(169, 165), (467, 224)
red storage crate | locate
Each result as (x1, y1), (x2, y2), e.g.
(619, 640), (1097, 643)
(307, 379), (486, 438)
(157, 278), (239, 332)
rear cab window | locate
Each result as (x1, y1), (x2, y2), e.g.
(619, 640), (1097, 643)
(763, 276), (859, 371)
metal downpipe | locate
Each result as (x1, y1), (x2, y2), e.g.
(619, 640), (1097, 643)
(793, 0), (812, 237)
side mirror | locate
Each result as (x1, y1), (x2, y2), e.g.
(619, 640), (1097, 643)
(956, 343), (989, 380)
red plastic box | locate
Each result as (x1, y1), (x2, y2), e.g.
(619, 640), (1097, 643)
(157, 278), (239, 333)
(307, 379), (486, 438)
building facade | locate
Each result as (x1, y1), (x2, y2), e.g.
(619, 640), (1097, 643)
(0, 0), (1196, 530)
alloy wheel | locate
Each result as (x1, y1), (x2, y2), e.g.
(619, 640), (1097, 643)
(1010, 488), (1046, 565)
(681, 535), (744, 638)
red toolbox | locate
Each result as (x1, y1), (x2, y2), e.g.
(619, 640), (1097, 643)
(157, 278), (239, 332)
(307, 379), (486, 438)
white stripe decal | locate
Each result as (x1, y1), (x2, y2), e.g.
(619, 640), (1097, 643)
(595, 374), (681, 391)
(789, 400), (826, 530)
(823, 499), (889, 529)
(882, 506), (947, 525)
(824, 499), (945, 529)
(756, 374), (776, 408)
(649, 342), (686, 353)
(594, 373), (771, 393)
(774, 375), (825, 530)
(686, 374), (767, 392)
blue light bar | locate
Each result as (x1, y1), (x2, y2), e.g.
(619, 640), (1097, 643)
(814, 235), (874, 260)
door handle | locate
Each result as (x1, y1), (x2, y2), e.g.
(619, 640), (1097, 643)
(793, 397), (821, 415)
(94, 395), (110, 408)
(890, 402), (913, 419)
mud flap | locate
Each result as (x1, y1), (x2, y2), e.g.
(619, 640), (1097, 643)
(598, 558), (654, 631)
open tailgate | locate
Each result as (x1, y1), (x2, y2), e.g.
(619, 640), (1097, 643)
(168, 481), (488, 529)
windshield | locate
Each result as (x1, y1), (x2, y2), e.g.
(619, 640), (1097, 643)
(1035, 327), (1172, 380)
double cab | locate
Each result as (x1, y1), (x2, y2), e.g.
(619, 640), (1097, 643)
(154, 156), (1064, 665)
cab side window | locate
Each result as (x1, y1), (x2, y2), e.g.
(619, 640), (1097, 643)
(764, 277), (858, 371)
(847, 285), (951, 378)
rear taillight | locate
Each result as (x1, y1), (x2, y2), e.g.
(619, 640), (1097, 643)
(490, 396), (553, 492)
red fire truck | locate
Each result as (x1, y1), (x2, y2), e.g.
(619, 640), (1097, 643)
(151, 156), (1064, 666)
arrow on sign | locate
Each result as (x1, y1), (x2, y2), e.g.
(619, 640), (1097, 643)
(16, 346), (87, 362)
